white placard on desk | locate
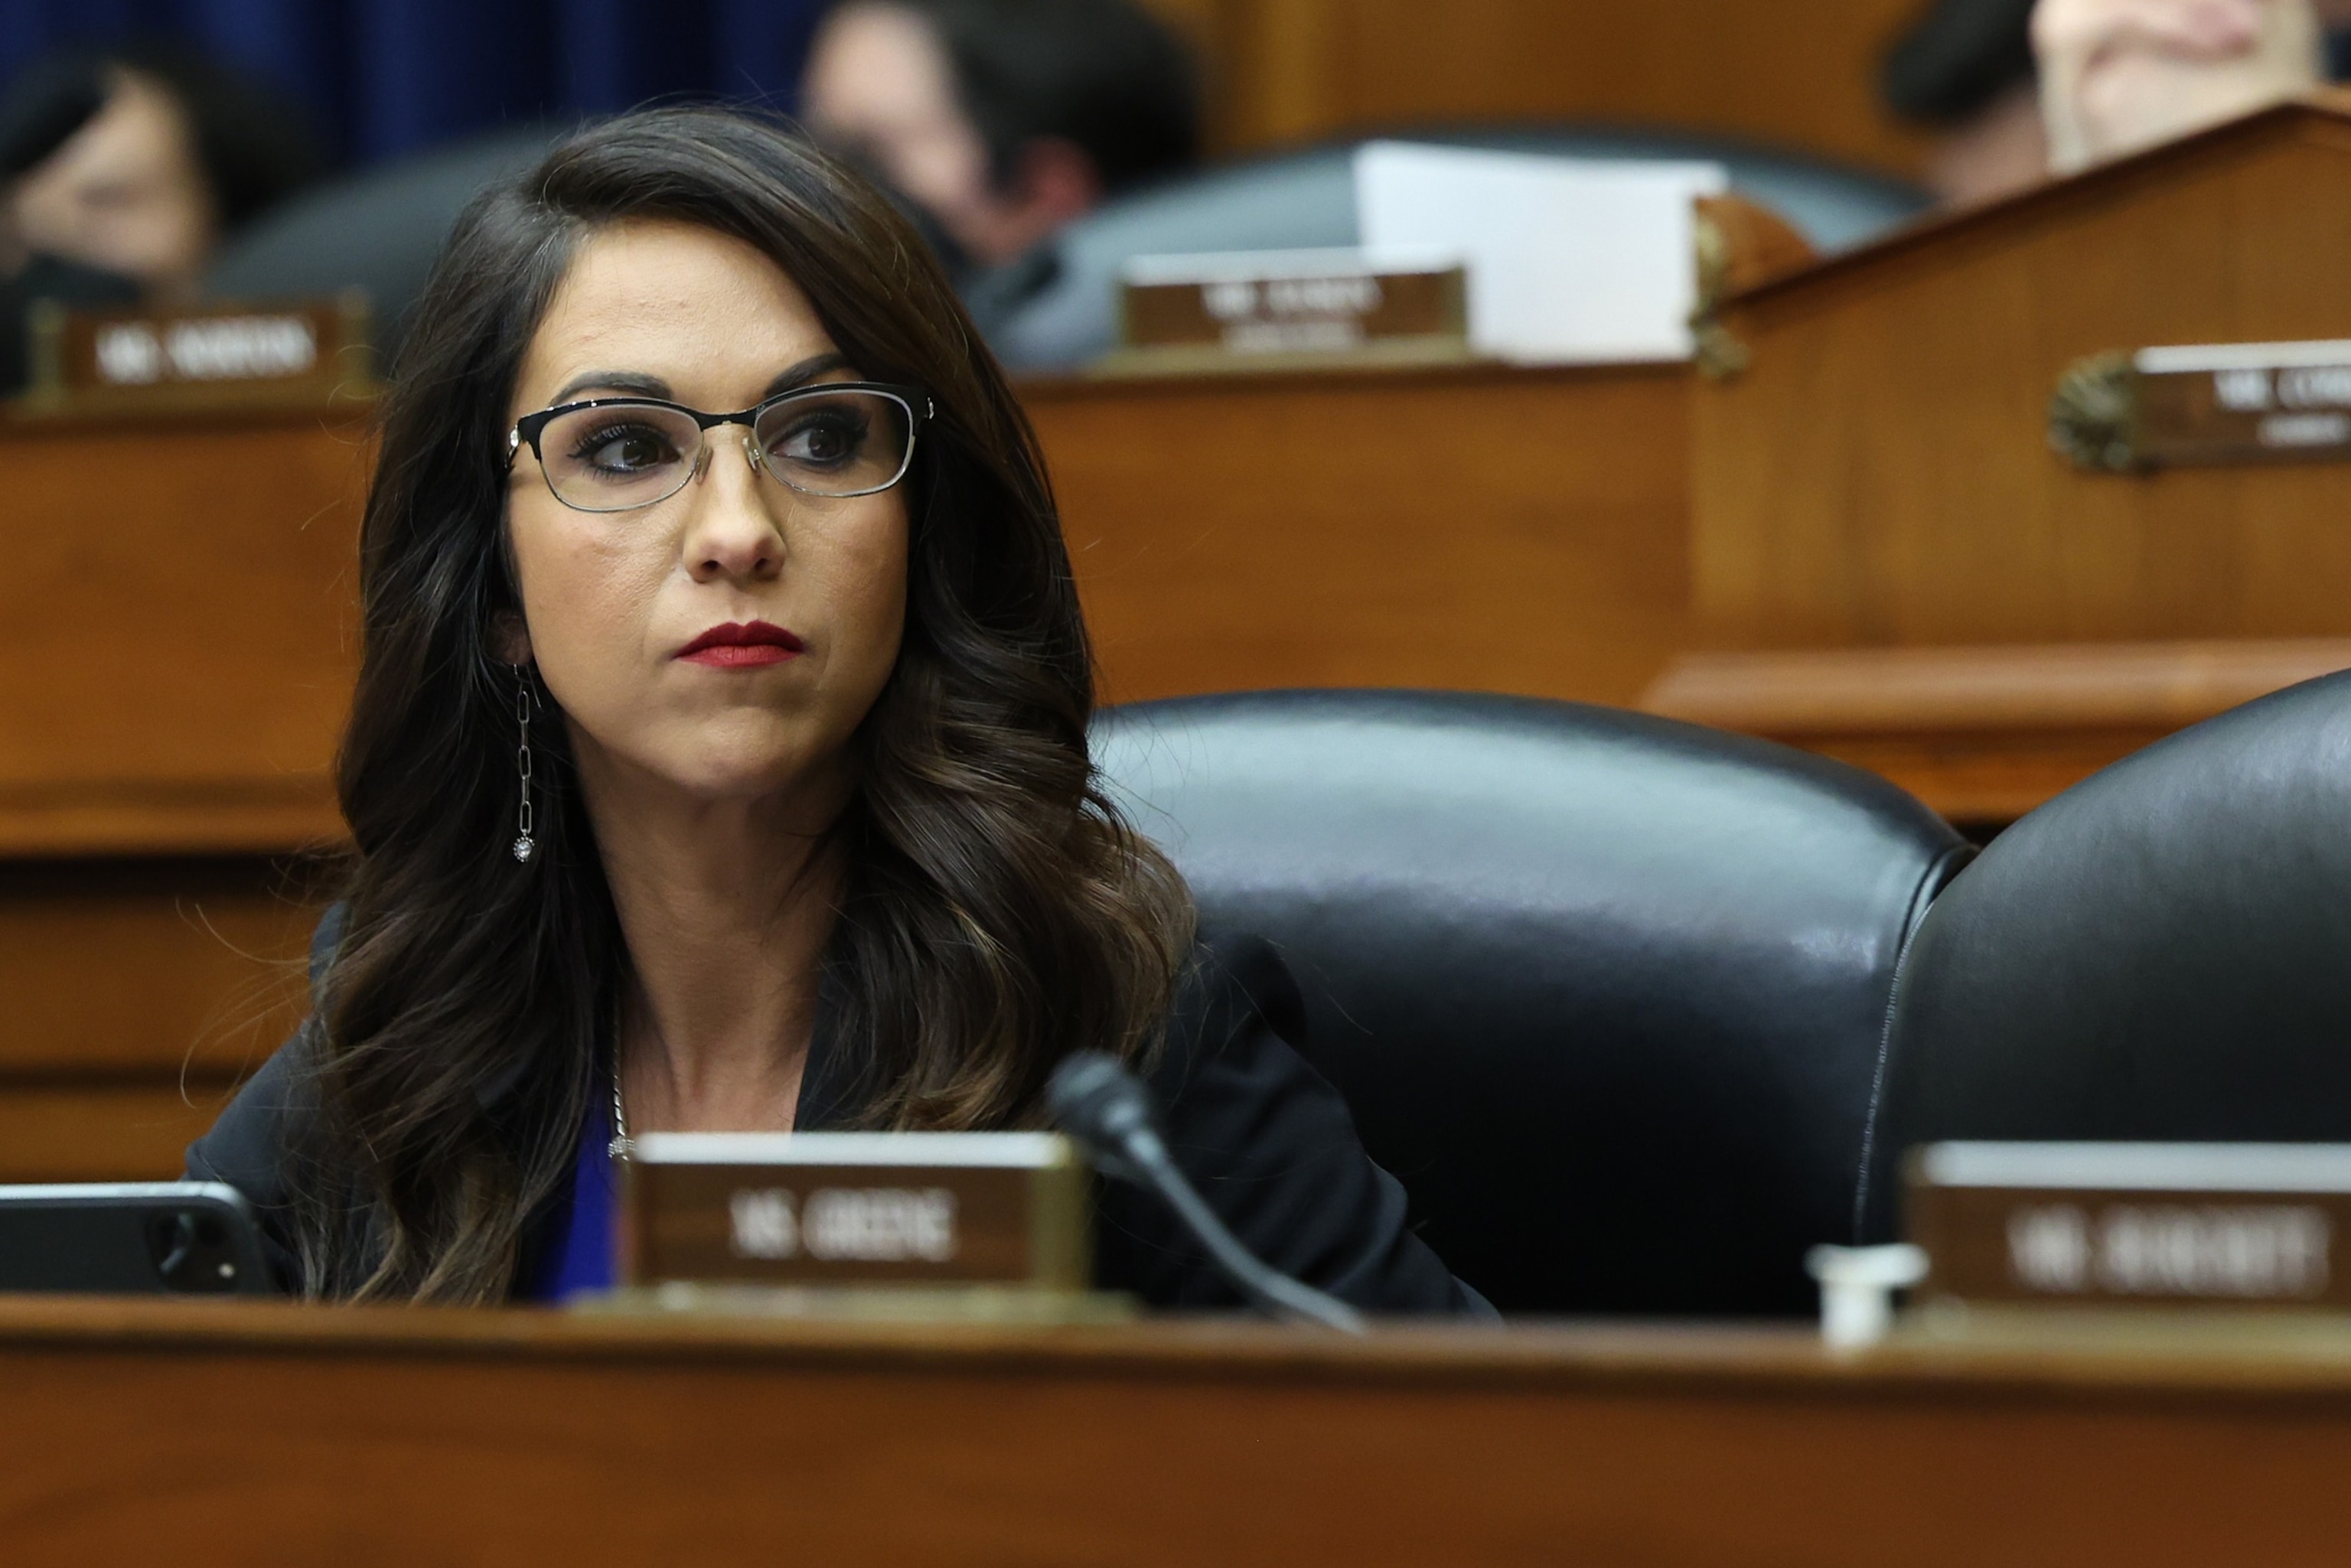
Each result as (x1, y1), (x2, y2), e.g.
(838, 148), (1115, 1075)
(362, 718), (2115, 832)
(1353, 142), (1727, 364)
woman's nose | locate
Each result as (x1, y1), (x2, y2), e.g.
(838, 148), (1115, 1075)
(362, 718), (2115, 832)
(680, 432), (784, 581)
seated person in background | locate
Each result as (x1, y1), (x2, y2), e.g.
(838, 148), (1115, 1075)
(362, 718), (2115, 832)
(2, 38), (326, 302)
(187, 106), (1484, 1315)
(2034, 0), (2327, 171)
(1882, 0), (2049, 205)
(800, 0), (1199, 334)
(0, 38), (325, 393)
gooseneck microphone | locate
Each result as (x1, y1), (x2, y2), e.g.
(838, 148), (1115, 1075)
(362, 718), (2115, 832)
(1047, 1051), (1368, 1334)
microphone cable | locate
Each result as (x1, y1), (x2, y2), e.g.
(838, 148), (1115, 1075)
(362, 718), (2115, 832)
(1048, 1050), (1368, 1334)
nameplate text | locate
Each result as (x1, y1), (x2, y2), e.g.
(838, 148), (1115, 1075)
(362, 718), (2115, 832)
(621, 1131), (1089, 1290)
(1110, 249), (1469, 373)
(2051, 340), (2351, 471)
(18, 294), (373, 417)
(1909, 1141), (2351, 1309)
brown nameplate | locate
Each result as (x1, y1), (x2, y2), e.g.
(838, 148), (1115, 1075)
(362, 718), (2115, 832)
(1908, 1142), (2350, 1309)
(621, 1131), (1090, 1290)
(1107, 249), (1470, 375)
(18, 293), (373, 417)
(2050, 340), (2351, 471)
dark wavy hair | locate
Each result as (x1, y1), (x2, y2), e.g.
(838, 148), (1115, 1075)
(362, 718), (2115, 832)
(296, 106), (1193, 1302)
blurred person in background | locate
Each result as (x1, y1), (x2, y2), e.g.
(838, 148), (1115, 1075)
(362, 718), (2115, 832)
(1887, 0), (2351, 203)
(2034, 0), (2336, 171)
(801, 0), (1199, 331)
(1, 39), (328, 303)
(0, 38), (326, 392)
(1883, 0), (2049, 204)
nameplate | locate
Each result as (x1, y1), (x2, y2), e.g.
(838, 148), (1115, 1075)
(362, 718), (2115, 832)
(18, 293), (373, 417)
(1107, 248), (1470, 374)
(2050, 340), (2351, 471)
(1908, 1142), (2351, 1309)
(620, 1131), (1090, 1290)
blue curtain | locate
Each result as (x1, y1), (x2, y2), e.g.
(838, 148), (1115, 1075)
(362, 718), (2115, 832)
(0, 0), (832, 166)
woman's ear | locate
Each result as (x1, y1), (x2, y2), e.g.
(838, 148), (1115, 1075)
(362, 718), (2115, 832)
(491, 609), (533, 665)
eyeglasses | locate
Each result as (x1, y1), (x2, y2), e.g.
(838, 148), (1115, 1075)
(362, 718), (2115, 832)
(506, 382), (931, 513)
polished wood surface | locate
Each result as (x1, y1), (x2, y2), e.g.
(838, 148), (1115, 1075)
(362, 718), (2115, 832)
(1671, 99), (2351, 813)
(8, 1299), (2351, 1563)
(0, 409), (354, 1180)
(1146, 0), (1932, 176)
(0, 409), (362, 854)
(1645, 638), (2351, 821)
(1029, 360), (1693, 709)
(1695, 99), (2351, 653)
(0, 856), (319, 1182)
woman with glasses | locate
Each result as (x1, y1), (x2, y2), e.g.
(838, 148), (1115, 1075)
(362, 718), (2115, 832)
(186, 106), (1485, 1313)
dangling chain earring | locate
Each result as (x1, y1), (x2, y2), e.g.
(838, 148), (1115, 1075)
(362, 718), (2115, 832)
(511, 667), (536, 864)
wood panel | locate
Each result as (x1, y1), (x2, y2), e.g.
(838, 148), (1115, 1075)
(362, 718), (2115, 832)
(0, 410), (364, 853)
(1027, 361), (1693, 709)
(1145, 0), (1933, 174)
(0, 856), (325, 1180)
(0, 1084), (233, 1182)
(9, 1303), (2351, 1563)
(0, 411), (354, 1178)
(1645, 638), (2351, 822)
(1694, 99), (2351, 653)
(0, 857), (320, 1076)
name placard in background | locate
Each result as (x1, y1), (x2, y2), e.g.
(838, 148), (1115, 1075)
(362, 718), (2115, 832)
(1111, 249), (1469, 374)
(1101, 142), (1738, 376)
(18, 292), (373, 417)
(621, 1131), (1091, 1292)
(2050, 340), (2351, 471)
(1908, 1143), (2351, 1309)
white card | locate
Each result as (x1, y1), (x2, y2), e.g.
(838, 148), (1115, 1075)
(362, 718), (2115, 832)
(1353, 141), (1727, 364)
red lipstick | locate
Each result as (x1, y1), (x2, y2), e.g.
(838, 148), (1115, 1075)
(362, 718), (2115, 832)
(677, 620), (806, 669)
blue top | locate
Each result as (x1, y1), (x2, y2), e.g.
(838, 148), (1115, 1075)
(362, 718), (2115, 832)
(528, 1092), (618, 1301)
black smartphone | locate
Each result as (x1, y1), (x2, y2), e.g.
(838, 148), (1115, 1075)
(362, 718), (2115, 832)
(0, 1182), (274, 1296)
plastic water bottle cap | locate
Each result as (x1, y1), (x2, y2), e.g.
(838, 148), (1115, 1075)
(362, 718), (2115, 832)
(1805, 1243), (1929, 1350)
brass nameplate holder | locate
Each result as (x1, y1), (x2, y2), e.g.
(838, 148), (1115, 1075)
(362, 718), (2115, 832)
(1907, 1142), (2351, 1313)
(621, 1131), (1091, 1296)
(2050, 339), (2351, 471)
(16, 292), (374, 418)
(1104, 249), (1471, 376)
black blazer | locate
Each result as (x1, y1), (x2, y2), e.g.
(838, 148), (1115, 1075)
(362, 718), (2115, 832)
(187, 917), (1491, 1316)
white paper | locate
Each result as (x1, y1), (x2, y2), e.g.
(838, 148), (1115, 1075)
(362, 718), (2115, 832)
(1353, 142), (1727, 364)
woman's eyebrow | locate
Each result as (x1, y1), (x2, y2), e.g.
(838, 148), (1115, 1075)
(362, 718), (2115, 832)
(550, 370), (671, 404)
(761, 352), (852, 399)
(543, 353), (851, 410)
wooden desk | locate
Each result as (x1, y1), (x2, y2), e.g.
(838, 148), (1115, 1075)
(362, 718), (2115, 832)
(1027, 360), (1692, 710)
(1674, 97), (2351, 820)
(8, 1299), (2351, 1563)
(0, 408), (357, 853)
(0, 408), (358, 1182)
(1646, 638), (2351, 823)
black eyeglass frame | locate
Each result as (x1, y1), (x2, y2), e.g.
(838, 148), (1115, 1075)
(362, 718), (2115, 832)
(504, 381), (934, 510)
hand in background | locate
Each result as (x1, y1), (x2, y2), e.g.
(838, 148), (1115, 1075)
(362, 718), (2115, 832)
(2034, 0), (2323, 171)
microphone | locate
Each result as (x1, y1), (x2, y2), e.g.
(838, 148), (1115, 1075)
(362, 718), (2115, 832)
(1047, 1051), (1368, 1334)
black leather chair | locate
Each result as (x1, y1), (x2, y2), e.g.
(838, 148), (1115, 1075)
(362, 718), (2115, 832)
(1091, 690), (1969, 1315)
(204, 126), (563, 364)
(1861, 669), (2351, 1243)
